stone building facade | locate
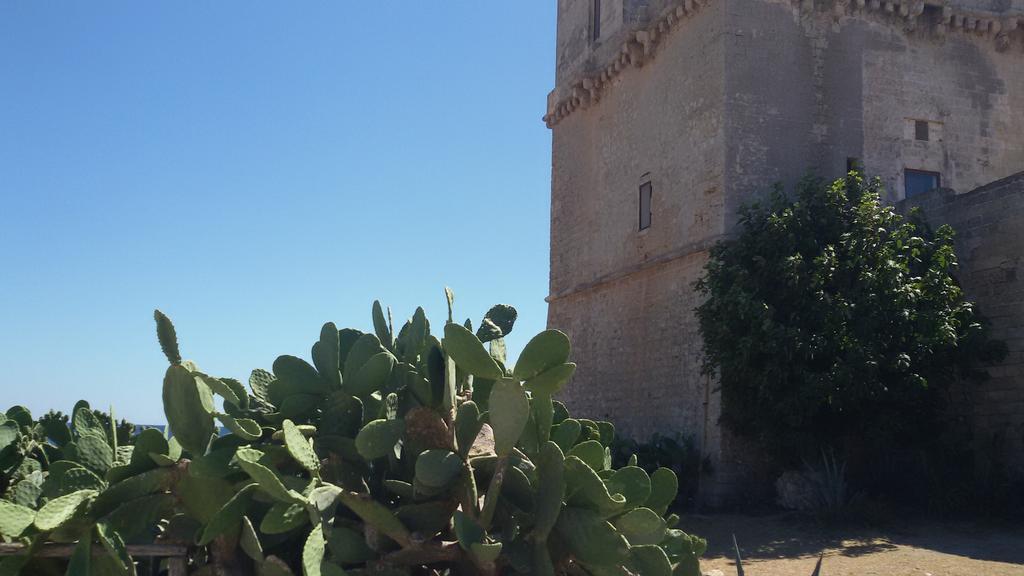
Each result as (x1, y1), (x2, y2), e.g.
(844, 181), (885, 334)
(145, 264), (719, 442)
(545, 0), (1024, 503)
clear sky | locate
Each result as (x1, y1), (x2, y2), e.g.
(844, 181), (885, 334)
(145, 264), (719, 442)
(0, 2), (556, 424)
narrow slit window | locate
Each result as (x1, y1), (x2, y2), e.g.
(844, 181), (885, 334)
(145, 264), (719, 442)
(915, 120), (930, 142)
(592, 0), (601, 41)
(904, 169), (940, 198)
(639, 181), (652, 231)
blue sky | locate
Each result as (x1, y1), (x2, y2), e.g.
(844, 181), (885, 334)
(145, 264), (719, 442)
(0, 2), (555, 424)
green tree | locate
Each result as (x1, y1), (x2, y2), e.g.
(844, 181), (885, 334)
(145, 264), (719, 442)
(696, 175), (1005, 464)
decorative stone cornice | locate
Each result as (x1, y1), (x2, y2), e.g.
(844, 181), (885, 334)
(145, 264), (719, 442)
(544, 0), (1024, 128)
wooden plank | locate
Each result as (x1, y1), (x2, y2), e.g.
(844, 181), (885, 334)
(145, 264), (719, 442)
(168, 557), (188, 576)
(0, 542), (188, 558)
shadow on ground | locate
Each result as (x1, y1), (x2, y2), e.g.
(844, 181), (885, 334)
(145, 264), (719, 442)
(677, 513), (1024, 567)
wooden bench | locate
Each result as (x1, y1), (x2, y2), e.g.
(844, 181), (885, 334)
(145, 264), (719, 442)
(0, 543), (188, 575)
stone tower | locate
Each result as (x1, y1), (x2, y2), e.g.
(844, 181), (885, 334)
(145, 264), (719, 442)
(545, 0), (1024, 503)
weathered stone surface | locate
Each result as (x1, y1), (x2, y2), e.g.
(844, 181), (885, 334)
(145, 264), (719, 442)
(547, 0), (1024, 505)
(898, 173), (1024, 481)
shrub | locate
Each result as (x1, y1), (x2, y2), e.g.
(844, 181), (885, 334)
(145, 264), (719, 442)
(0, 293), (704, 575)
(696, 174), (1006, 466)
(611, 433), (711, 510)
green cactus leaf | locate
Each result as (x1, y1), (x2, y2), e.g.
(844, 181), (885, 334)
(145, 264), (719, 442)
(100, 493), (176, 543)
(415, 450), (462, 488)
(96, 521), (135, 576)
(476, 319), (503, 344)
(596, 421), (615, 446)
(531, 394), (554, 446)
(320, 393), (363, 438)
(130, 428), (169, 468)
(524, 363), (576, 397)
(41, 415), (73, 447)
(154, 309), (182, 365)
(467, 375), (492, 411)
(152, 436), (183, 467)
(354, 419), (405, 460)
(250, 369), (275, 404)
(383, 479), (415, 499)
(189, 446), (238, 478)
(646, 468), (679, 516)
(663, 530), (705, 576)
(93, 466), (176, 518)
(235, 448), (306, 505)
(309, 485), (342, 517)
(279, 394), (320, 419)
(372, 301), (394, 350)
(476, 304), (517, 344)
(489, 337), (507, 366)
(222, 377), (250, 409)
(8, 479), (42, 508)
(217, 413), (262, 441)
(397, 307), (428, 363)
(67, 533), (92, 574)
(568, 440), (606, 472)
(35, 489), (97, 531)
(274, 355), (331, 397)
(613, 507), (667, 546)
(197, 373), (243, 407)
(554, 507), (629, 566)
(336, 489), (411, 547)
(627, 544), (673, 576)
(444, 287), (456, 322)
(444, 355), (459, 413)
(337, 329), (363, 370)
(302, 523), (327, 576)
(240, 515), (265, 562)
(346, 351), (396, 398)
(533, 441), (565, 540)
(260, 501), (309, 534)
(0, 421), (17, 452)
(327, 525), (375, 564)
(605, 466), (652, 511)
(395, 501), (458, 535)
(551, 419), (582, 453)
(283, 419), (321, 475)
(162, 364), (216, 457)
(564, 456), (626, 517)
(513, 330), (570, 381)
(455, 401), (484, 458)
(75, 432), (114, 474)
(453, 509), (484, 551)
(312, 322), (342, 388)
(259, 556), (297, 576)
(342, 334), (385, 387)
(500, 463), (536, 512)
(198, 482), (257, 545)
(472, 542), (503, 564)
(488, 378), (530, 457)
(61, 466), (106, 494)
(0, 500), (35, 538)
(175, 475), (234, 526)
(530, 539), (556, 576)
(443, 323), (503, 380)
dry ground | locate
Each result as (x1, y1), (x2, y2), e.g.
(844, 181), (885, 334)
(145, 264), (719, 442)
(677, 513), (1024, 576)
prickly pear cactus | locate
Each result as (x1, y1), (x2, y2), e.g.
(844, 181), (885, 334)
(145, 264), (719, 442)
(0, 292), (705, 576)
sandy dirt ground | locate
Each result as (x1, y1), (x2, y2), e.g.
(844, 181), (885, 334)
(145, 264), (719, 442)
(677, 513), (1024, 576)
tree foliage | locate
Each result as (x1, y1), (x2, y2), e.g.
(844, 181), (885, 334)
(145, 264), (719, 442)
(696, 175), (1006, 463)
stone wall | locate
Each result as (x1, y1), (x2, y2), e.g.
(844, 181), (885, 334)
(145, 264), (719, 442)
(548, 0), (733, 502)
(548, 0), (1024, 504)
(898, 172), (1024, 480)
(724, 0), (1024, 215)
